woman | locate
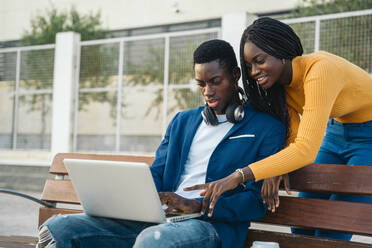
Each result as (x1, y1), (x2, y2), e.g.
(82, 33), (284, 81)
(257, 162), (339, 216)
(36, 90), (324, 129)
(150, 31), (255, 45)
(185, 17), (372, 240)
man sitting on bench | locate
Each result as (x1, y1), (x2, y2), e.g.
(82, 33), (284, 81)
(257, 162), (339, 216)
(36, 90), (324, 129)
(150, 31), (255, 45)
(37, 39), (285, 248)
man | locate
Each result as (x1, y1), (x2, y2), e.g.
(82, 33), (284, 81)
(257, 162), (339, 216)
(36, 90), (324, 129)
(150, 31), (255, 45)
(37, 39), (285, 248)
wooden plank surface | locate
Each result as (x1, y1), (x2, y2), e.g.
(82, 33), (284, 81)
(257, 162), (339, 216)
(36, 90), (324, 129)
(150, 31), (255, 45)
(49, 153), (155, 175)
(288, 163), (372, 196)
(257, 196), (372, 236)
(0, 236), (38, 248)
(38, 207), (83, 227)
(245, 230), (372, 248)
(40, 179), (79, 204)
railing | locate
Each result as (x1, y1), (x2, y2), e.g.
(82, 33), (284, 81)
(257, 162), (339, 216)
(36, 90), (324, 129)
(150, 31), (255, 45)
(0, 28), (220, 153)
(1, 9), (371, 154)
(281, 9), (372, 73)
(73, 28), (220, 153)
(0, 44), (55, 150)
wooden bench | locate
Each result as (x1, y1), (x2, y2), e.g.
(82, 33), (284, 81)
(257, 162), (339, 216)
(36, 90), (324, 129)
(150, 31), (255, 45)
(36, 153), (372, 248)
(38, 153), (155, 226)
(0, 153), (155, 248)
(246, 163), (372, 248)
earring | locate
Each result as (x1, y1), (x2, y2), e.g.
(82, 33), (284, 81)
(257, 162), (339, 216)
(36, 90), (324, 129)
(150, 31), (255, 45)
(282, 59), (286, 64)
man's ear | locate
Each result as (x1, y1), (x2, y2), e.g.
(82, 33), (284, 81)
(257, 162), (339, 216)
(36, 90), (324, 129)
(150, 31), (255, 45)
(232, 67), (241, 83)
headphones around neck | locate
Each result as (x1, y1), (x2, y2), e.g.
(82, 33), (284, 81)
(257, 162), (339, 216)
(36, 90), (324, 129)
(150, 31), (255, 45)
(202, 87), (246, 126)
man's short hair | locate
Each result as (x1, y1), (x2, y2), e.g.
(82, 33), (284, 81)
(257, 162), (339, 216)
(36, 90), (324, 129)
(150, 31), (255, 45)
(193, 39), (237, 72)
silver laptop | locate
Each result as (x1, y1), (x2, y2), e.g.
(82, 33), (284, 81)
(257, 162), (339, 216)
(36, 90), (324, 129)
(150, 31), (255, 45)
(63, 158), (201, 223)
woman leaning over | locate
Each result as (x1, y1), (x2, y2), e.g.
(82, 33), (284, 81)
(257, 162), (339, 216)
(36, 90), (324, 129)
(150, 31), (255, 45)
(185, 17), (372, 240)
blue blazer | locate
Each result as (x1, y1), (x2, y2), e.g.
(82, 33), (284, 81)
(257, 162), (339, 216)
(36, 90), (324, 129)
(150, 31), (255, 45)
(150, 103), (285, 248)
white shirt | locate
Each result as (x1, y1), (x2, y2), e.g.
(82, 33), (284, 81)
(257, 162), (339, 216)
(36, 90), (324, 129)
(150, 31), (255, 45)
(175, 115), (233, 199)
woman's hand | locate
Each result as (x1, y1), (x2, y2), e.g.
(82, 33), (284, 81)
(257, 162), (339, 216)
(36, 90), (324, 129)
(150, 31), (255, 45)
(184, 171), (243, 217)
(261, 174), (290, 213)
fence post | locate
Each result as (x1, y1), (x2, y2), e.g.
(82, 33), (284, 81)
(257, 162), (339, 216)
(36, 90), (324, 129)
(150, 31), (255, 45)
(51, 32), (81, 155)
(222, 12), (257, 63)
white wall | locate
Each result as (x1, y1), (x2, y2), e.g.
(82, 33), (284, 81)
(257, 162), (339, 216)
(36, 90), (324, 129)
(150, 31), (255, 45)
(0, 0), (301, 41)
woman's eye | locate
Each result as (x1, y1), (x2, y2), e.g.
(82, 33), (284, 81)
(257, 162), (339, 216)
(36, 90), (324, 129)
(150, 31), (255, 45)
(256, 55), (267, 64)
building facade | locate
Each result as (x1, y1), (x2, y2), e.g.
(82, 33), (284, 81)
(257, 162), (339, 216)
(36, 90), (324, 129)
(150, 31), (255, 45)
(0, 0), (299, 42)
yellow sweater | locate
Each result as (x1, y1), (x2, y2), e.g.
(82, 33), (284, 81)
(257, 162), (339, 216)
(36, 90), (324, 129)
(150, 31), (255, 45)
(249, 51), (372, 181)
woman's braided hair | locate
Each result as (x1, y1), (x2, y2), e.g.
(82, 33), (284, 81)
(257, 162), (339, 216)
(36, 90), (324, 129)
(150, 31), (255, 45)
(239, 17), (303, 141)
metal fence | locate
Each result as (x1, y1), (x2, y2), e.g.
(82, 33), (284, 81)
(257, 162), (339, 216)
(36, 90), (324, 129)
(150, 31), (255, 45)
(281, 9), (372, 73)
(1, 9), (372, 153)
(74, 28), (220, 153)
(0, 44), (55, 150)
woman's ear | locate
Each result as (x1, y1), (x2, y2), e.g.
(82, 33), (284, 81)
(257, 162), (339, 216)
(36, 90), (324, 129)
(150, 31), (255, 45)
(232, 67), (241, 83)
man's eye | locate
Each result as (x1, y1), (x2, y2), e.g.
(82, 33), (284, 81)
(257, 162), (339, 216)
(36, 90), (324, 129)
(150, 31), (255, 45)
(197, 82), (205, 87)
(211, 79), (222, 85)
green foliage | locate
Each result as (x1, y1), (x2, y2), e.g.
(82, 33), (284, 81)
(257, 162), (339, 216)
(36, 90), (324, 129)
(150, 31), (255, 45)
(19, 7), (109, 148)
(292, 0), (372, 17)
(21, 7), (105, 45)
(78, 43), (121, 118)
(289, 0), (372, 73)
(121, 37), (205, 119)
(20, 7), (212, 139)
(20, 6), (109, 114)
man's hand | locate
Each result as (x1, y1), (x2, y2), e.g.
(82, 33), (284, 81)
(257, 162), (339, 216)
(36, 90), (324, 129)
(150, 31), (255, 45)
(159, 192), (201, 214)
(261, 174), (290, 213)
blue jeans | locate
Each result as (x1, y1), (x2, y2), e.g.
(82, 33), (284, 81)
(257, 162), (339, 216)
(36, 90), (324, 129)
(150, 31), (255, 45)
(292, 119), (372, 240)
(43, 213), (220, 248)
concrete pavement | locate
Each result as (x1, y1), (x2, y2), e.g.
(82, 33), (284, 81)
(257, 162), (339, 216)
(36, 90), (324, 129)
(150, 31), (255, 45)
(0, 191), (40, 237)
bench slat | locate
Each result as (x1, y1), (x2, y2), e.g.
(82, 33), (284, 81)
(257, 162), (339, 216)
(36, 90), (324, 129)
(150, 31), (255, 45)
(257, 196), (372, 236)
(49, 153), (155, 175)
(245, 229), (372, 248)
(288, 164), (372, 196)
(39, 153), (372, 247)
(39, 207), (82, 227)
(41, 179), (79, 204)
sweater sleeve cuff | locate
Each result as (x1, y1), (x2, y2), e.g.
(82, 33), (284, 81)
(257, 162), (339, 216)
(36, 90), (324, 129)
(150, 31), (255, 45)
(249, 162), (264, 182)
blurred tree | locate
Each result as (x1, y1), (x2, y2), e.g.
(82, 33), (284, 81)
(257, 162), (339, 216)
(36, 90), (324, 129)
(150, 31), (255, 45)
(290, 0), (372, 73)
(19, 7), (113, 149)
(20, 7), (214, 150)
(292, 0), (372, 17)
(21, 7), (105, 45)
(123, 36), (207, 120)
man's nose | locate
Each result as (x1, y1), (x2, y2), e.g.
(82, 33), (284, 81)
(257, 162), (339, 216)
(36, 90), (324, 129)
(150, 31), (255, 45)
(204, 84), (214, 96)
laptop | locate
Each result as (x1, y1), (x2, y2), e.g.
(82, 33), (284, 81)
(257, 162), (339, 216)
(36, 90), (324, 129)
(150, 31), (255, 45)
(63, 158), (201, 223)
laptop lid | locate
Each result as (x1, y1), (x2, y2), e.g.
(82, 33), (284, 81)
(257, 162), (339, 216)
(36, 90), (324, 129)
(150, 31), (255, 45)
(63, 158), (201, 224)
(63, 158), (167, 223)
